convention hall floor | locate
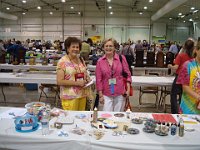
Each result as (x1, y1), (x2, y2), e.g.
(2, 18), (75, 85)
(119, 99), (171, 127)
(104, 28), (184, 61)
(0, 84), (171, 113)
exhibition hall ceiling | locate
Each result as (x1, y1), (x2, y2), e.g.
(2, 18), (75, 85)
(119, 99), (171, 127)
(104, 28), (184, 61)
(0, 0), (199, 22)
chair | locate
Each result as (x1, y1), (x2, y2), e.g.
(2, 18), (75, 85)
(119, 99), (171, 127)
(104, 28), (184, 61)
(39, 84), (60, 107)
(135, 49), (144, 67)
(146, 51), (155, 67)
(138, 73), (159, 109)
(156, 51), (164, 68)
(158, 86), (171, 112)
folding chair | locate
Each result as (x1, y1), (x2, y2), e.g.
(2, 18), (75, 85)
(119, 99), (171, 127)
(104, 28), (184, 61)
(39, 84), (60, 107)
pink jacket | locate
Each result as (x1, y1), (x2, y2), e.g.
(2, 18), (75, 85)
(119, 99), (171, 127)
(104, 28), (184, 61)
(95, 53), (132, 96)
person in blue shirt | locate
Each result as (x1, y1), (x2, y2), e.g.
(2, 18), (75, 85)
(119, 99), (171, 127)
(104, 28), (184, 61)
(169, 41), (179, 55)
(7, 40), (27, 64)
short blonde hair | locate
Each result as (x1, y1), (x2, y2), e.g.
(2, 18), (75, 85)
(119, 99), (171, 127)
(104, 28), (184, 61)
(102, 38), (118, 49)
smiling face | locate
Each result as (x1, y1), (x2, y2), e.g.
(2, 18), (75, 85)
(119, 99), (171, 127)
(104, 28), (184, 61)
(67, 43), (80, 58)
(104, 40), (115, 56)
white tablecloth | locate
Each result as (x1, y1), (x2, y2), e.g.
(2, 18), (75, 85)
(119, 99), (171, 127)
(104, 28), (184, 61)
(0, 64), (56, 71)
(0, 73), (174, 86)
(0, 107), (200, 150)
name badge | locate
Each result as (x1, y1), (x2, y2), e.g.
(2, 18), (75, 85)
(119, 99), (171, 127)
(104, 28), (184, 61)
(75, 73), (84, 81)
(109, 78), (116, 85)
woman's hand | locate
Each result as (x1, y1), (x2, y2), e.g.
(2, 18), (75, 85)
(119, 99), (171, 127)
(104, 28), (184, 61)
(99, 96), (104, 104)
(78, 80), (87, 87)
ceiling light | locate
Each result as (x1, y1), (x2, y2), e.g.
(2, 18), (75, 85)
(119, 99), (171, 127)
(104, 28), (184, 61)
(50, 12), (53, 15)
(191, 7), (195, 10)
(78, 12), (81, 15)
(183, 21), (186, 23)
(61, 0), (66, 2)
(144, 6), (147, 10)
(22, 0), (27, 3)
(22, 12), (26, 15)
(70, 6), (74, 9)
(107, 0), (111, 2)
(108, 6), (112, 9)
(178, 13), (182, 16)
(193, 10), (199, 13)
(149, 0), (153, 2)
(181, 15), (185, 18)
(110, 12), (113, 15)
(169, 17), (172, 20)
(37, 6), (41, 10)
(139, 12), (143, 15)
(6, 7), (10, 10)
(189, 18), (193, 22)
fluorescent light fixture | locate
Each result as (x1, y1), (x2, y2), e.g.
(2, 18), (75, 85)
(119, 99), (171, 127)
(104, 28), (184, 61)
(22, 0), (27, 3)
(22, 12), (26, 15)
(0, 11), (18, 20)
(37, 6), (41, 9)
(181, 15), (185, 18)
(70, 6), (74, 9)
(144, 6), (147, 10)
(78, 12), (81, 15)
(6, 7), (10, 10)
(189, 18), (193, 21)
(178, 13), (182, 16)
(50, 12), (53, 15)
(193, 10), (199, 13)
(139, 12), (143, 15)
(108, 6), (112, 9)
(169, 17), (172, 20)
(149, 0), (153, 2)
(61, 0), (66, 2)
(110, 12), (113, 15)
(107, 0), (111, 2)
(191, 7), (195, 10)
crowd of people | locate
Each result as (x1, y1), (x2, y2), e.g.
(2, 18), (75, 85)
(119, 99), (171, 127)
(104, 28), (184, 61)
(0, 37), (199, 114)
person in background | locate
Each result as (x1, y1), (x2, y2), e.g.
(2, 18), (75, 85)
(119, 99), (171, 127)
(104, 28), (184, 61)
(176, 41), (200, 114)
(0, 40), (6, 57)
(168, 39), (195, 114)
(169, 41), (179, 55)
(57, 37), (90, 110)
(80, 40), (91, 64)
(7, 40), (27, 64)
(95, 38), (132, 112)
(121, 41), (134, 75)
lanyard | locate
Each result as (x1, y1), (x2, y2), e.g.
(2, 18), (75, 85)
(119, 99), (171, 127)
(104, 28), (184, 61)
(106, 58), (115, 78)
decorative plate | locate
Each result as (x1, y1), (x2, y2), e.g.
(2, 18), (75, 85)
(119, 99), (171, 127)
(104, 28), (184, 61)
(75, 114), (86, 119)
(114, 113), (125, 117)
(131, 118), (143, 124)
(127, 128), (140, 134)
(143, 127), (155, 133)
(155, 130), (168, 136)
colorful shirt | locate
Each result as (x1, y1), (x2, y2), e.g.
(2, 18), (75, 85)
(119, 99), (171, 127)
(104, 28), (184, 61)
(177, 59), (200, 114)
(96, 53), (132, 96)
(57, 55), (87, 100)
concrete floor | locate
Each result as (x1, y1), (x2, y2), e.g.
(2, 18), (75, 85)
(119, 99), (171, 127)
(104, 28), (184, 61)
(0, 84), (171, 113)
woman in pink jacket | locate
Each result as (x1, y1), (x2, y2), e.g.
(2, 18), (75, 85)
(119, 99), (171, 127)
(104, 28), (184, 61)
(95, 38), (132, 112)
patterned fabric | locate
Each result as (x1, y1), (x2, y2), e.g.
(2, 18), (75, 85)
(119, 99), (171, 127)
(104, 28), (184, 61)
(177, 59), (200, 114)
(57, 55), (87, 100)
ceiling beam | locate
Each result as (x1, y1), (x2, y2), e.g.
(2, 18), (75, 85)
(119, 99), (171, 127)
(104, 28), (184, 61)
(151, 0), (188, 21)
(0, 11), (18, 20)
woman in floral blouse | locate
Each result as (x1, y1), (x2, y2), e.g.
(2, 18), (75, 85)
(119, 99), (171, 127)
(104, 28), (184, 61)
(57, 37), (90, 110)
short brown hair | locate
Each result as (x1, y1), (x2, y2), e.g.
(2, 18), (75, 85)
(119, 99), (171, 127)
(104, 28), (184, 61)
(64, 37), (82, 53)
(102, 38), (118, 49)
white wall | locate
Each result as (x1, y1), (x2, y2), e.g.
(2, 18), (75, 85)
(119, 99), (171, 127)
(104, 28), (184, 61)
(0, 12), (193, 44)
